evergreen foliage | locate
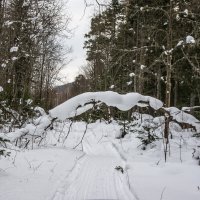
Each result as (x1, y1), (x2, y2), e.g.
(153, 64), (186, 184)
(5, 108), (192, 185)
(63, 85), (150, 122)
(84, 0), (200, 111)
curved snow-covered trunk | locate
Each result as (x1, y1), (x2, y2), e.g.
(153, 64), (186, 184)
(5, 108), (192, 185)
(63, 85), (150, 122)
(49, 91), (163, 120)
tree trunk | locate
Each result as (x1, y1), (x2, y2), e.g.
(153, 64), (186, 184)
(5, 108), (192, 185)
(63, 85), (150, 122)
(174, 80), (178, 107)
(165, 1), (173, 107)
(156, 66), (161, 100)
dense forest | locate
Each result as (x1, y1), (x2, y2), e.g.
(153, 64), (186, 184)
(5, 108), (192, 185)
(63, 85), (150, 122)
(0, 0), (200, 119)
(83, 0), (200, 113)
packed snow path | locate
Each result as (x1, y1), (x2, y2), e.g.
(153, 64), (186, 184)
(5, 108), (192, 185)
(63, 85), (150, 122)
(51, 155), (135, 200)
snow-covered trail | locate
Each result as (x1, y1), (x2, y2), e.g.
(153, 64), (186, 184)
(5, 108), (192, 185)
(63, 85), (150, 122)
(49, 123), (137, 200)
(51, 155), (135, 200)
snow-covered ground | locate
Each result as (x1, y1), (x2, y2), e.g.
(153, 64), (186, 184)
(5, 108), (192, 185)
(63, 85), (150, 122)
(0, 92), (200, 200)
(1, 119), (200, 200)
(0, 148), (83, 200)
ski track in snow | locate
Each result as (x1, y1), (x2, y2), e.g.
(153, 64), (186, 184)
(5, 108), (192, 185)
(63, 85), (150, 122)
(51, 155), (135, 200)
(50, 122), (137, 200)
(50, 140), (136, 200)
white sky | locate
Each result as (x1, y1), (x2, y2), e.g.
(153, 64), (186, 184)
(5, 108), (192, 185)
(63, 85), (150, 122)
(58, 0), (95, 84)
(58, 0), (110, 85)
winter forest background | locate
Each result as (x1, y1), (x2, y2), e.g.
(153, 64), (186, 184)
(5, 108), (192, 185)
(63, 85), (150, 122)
(0, 0), (200, 114)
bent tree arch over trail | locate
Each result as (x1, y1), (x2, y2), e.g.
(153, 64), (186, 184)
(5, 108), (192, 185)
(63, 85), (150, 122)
(0, 92), (163, 143)
(49, 91), (163, 120)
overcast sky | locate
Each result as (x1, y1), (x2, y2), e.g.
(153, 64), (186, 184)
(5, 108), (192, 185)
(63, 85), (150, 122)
(58, 0), (95, 84)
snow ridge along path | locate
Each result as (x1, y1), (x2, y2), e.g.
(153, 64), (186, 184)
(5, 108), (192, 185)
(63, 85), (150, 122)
(50, 140), (136, 200)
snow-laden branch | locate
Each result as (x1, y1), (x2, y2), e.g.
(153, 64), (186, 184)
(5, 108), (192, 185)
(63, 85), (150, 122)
(49, 91), (163, 120)
(0, 115), (51, 142)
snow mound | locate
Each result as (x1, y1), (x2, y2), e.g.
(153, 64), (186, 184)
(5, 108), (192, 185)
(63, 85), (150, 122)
(165, 107), (200, 131)
(49, 91), (163, 120)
